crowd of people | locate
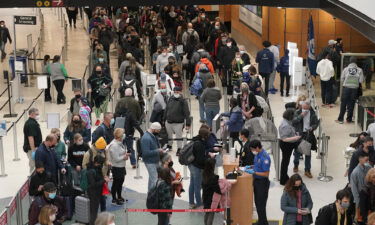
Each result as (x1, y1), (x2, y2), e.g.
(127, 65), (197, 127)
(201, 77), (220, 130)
(12, 4), (375, 225)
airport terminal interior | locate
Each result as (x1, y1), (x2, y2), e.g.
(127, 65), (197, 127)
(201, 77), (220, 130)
(1, 1), (375, 225)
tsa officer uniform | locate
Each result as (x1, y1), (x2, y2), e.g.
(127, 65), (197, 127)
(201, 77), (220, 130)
(246, 149), (271, 225)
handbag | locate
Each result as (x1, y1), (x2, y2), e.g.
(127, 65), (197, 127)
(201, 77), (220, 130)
(102, 182), (110, 196)
(98, 86), (110, 97)
(297, 139), (312, 156)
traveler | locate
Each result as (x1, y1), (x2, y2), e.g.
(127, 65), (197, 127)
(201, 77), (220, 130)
(63, 114), (91, 145)
(79, 97), (92, 134)
(217, 38), (239, 95)
(69, 89), (82, 114)
(92, 112), (114, 144)
(318, 40), (340, 72)
(315, 189), (353, 225)
(359, 168), (375, 223)
(256, 41), (274, 97)
(161, 153), (182, 199)
(150, 83), (170, 124)
(49, 129), (65, 161)
(156, 47), (175, 74)
(35, 134), (66, 184)
(190, 43), (211, 69)
(36, 205), (57, 225)
(202, 158), (221, 225)
(244, 140), (271, 225)
(28, 182), (67, 225)
(164, 86), (191, 153)
(124, 57), (143, 87)
(93, 44), (108, 65)
(280, 174), (313, 225)
(46, 55), (68, 104)
(276, 49), (290, 97)
(192, 12), (210, 41)
(231, 52), (245, 92)
(240, 65), (263, 96)
(119, 67), (144, 105)
(348, 136), (374, 180)
(94, 212), (115, 225)
(336, 57), (364, 124)
(267, 43), (280, 94)
(350, 132), (369, 149)
(23, 108), (43, 173)
(68, 133), (90, 186)
(0, 20), (12, 62)
(292, 101), (319, 178)
(238, 83), (263, 119)
(87, 155), (110, 225)
(141, 122), (163, 191)
(155, 72), (175, 93)
(238, 45), (251, 65)
(182, 22), (200, 46)
(350, 152), (372, 216)
(221, 98), (244, 147)
(108, 128), (129, 205)
(66, 7), (78, 28)
(316, 53), (335, 107)
(200, 79), (222, 127)
(42, 55), (52, 102)
(98, 24), (113, 62)
(29, 161), (53, 197)
(189, 126), (214, 209)
(239, 128), (255, 166)
(156, 167), (173, 225)
(115, 88), (142, 122)
(88, 65), (113, 126)
(279, 109), (301, 185)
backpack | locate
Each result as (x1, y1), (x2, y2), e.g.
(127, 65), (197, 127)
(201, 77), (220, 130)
(190, 73), (203, 97)
(255, 95), (269, 113)
(146, 180), (160, 214)
(79, 150), (94, 192)
(178, 141), (195, 165)
(120, 79), (138, 100)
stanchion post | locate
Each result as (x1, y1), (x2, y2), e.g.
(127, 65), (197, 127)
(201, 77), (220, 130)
(318, 134), (333, 182)
(4, 71), (17, 118)
(124, 206), (129, 225)
(182, 136), (189, 180)
(223, 87), (228, 112)
(364, 108), (368, 132)
(134, 138), (143, 179)
(12, 122), (20, 161)
(42, 89), (46, 121)
(355, 101), (358, 134)
(0, 137), (7, 177)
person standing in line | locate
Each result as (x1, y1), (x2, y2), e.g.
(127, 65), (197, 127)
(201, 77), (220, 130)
(42, 55), (52, 102)
(108, 128), (129, 205)
(69, 89), (82, 115)
(37, 205), (58, 225)
(23, 108), (43, 173)
(29, 161), (53, 197)
(202, 158), (221, 225)
(47, 55), (68, 104)
(359, 168), (375, 223)
(276, 49), (290, 97)
(157, 167), (174, 225)
(67, 133), (89, 186)
(92, 112), (114, 144)
(279, 109), (301, 185)
(0, 20), (12, 62)
(256, 41), (274, 97)
(140, 122), (163, 191)
(200, 79), (222, 128)
(63, 114), (91, 145)
(50, 128), (66, 161)
(66, 7), (78, 28)
(244, 140), (271, 225)
(79, 97), (92, 135)
(267, 43), (280, 94)
(336, 57), (364, 124)
(316, 53), (335, 107)
(280, 174), (313, 225)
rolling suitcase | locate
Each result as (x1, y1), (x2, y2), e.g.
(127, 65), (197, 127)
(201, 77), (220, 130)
(75, 196), (90, 224)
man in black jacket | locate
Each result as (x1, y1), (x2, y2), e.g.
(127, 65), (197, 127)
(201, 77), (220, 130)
(217, 38), (239, 95)
(348, 136), (374, 180)
(239, 129), (254, 166)
(0, 21), (12, 62)
(164, 87), (191, 153)
(315, 189), (353, 225)
(29, 161), (53, 197)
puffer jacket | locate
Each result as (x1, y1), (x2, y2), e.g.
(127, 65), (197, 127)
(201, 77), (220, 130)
(222, 106), (244, 132)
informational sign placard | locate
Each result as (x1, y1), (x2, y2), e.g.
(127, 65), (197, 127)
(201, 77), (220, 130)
(37, 76), (48, 89)
(47, 113), (60, 129)
(292, 57), (304, 86)
(0, 121), (6, 137)
(14, 16), (37, 25)
(72, 79), (82, 91)
(288, 48), (299, 76)
(15, 60), (23, 72)
(147, 74), (157, 87)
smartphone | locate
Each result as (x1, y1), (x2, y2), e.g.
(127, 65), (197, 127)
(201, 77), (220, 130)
(178, 177), (183, 182)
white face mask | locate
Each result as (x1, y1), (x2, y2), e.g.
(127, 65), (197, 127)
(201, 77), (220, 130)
(77, 140), (84, 145)
(35, 115), (40, 121)
(226, 43), (232, 47)
(240, 50), (245, 54)
(252, 151), (258, 155)
(109, 223), (115, 225)
(163, 52), (167, 56)
(49, 214), (56, 222)
(302, 109), (309, 113)
(122, 134), (126, 140)
(235, 57), (240, 61)
(173, 93), (180, 98)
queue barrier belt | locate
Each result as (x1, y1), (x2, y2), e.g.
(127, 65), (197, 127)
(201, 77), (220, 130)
(127, 208), (225, 213)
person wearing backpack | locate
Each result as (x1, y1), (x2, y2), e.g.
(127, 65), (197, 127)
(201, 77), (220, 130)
(192, 63), (213, 122)
(155, 72), (175, 94)
(200, 79), (222, 127)
(119, 67), (144, 106)
(315, 189), (353, 225)
(164, 86), (191, 154)
(150, 83), (170, 124)
(156, 167), (173, 225)
(182, 23), (200, 47)
(68, 133), (90, 186)
(87, 155), (110, 225)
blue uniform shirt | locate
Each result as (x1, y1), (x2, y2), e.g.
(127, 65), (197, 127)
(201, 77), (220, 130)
(253, 149), (271, 179)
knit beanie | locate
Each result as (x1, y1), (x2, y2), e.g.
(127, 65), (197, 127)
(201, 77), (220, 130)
(95, 137), (107, 150)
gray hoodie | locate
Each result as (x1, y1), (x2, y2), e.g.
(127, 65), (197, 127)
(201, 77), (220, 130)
(108, 139), (127, 168)
(201, 87), (222, 108)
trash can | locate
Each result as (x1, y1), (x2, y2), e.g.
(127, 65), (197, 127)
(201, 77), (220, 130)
(9, 49), (28, 84)
(358, 95), (375, 130)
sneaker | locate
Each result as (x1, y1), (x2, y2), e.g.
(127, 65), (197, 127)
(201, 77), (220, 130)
(286, 93), (289, 97)
(118, 197), (125, 203)
(111, 199), (118, 205)
(293, 166), (298, 173)
(189, 204), (196, 209)
(115, 200), (124, 205)
(132, 165), (136, 169)
(305, 171), (313, 178)
(95, 119), (101, 126)
(280, 92), (284, 97)
(346, 120), (354, 123)
(176, 148), (181, 156)
(335, 120), (344, 124)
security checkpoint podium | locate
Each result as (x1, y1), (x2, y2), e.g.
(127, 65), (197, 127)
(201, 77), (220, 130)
(223, 154), (253, 225)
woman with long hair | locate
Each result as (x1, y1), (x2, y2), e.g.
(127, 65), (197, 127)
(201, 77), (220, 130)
(37, 205), (57, 225)
(42, 55), (52, 102)
(46, 55), (68, 104)
(157, 167), (173, 225)
(63, 114), (91, 145)
(68, 133), (90, 186)
(202, 158), (221, 225)
(281, 174), (313, 225)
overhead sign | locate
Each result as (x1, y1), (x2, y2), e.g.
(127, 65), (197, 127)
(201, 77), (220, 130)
(14, 16), (37, 25)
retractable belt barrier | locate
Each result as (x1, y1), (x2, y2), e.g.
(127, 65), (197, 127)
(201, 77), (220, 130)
(127, 208), (225, 213)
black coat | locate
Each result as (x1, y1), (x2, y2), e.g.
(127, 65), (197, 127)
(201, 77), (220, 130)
(87, 167), (105, 197)
(29, 172), (53, 196)
(202, 174), (221, 209)
(315, 203), (353, 225)
(192, 136), (208, 169)
(359, 184), (375, 222)
(218, 45), (239, 68)
(0, 27), (12, 43)
(240, 140), (254, 166)
(348, 146), (375, 180)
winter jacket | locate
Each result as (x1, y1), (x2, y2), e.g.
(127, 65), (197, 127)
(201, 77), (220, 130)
(164, 96), (191, 126)
(98, 29), (113, 47)
(79, 106), (92, 130)
(341, 63), (364, 89)
(315, 203), (353, 225)
(201, 87), (222, 108)
(157, 180), (173, 209)
(29, 172), (53, 196)
(155, 74), (175, 93)
(191, 49), (211, 66)
(194, 58), (215, 75)
(87, 166), (105, 197)
(222, 106), (244, 133)
(218, 45), (239, 67)
(156, 53), (175, 74)
(280, 184), (313, 225)
(350, 164), (372, 206)
(0, 26), (12, 43)
(316, 59), (334, 81)
(82, 146), (110, 176)
(68, 143), (90, 168)
(211, 179), (231, 209)
(108, 139), (127, 168)
(35, 143), (63, 181)
(70, 97), (81, 114)
(28, 195), (66, 225)
(182, 29), (200, 46)
(192, 136), (209, 169)
(114, 106), (143, 136)
(359, 183), (375, 222)
(192, 70), (213, 89)
(348, 146), (375, 179)
(203, 175), (221, 209)
(241, 52), (251, 65)
(92, 123), (114, 145)
(64, 126), (91, 144)
(140, 131), (160, 164)
(292, 108), (319, 134)
(115, 96), (142, 121)
(256, 48), (274, 74)
(277, 55), (289, 74)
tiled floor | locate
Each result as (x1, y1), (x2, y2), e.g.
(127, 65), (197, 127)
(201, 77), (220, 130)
(0, 7), (368, 224)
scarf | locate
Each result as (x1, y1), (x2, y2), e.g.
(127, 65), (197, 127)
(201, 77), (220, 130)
(336, 207), (347, 225)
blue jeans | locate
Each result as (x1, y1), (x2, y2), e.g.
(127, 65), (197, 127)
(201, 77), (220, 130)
(124, 135), (136, 165)
(188, 164), (202, 206)
(338, 87), (357, 122)
(293, 151), (311, 172)
(100, 196), (107, 212)
(145, 163), (158, 191)
(205, 106), (220, 128)
(199, 96), (206, 121)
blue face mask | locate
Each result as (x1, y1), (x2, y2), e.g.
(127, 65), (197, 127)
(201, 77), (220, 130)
(110, 118), (115, 125)
(48, 192), (56, 199)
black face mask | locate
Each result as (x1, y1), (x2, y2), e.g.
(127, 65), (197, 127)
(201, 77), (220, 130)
(96, 71), (102, 75)
(75, 94), (81, 99)
(152, 132), (159, 136)
(168, 161), (174, 168)
(168, 61), (174, 65)
(50, 145), (56, 149)
(73, 120), (80, 124)
(37, 171), (45, 176)
(292, 186), (301, 191)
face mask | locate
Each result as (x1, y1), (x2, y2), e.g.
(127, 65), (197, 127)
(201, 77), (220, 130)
(252, 151), (258, 155)
(201, 15), (205, 19)
(235, 57), (240, 61)
(163, 52), (167, 56)
(227, 42), (232, 47)
(364, 162), (371, 167)
(168, 161), (174, 167)
(73, 120), (80, 124)
(302, 109), (309, 113)
(173, 93), (180, 98)
(160, 89), (167, 93)
(221, 38), (227, 43)
(168, 61), (174, 65)
(152, 132), (159, 136)
(96, 71), (102, 75)
(98, 58), (104, 63)
(48, 192), (56, 199)
(110, 118), (115, 125)
(77, 140), (84, 145)
(50, 145), (56, 149)
(75, 94), (81, 99)
(37, 171), (45, 176)
(35, 115), (40, 121)
(156, 36), (161, 40)
(341, 201), (350, 209)
(122, 134), (126, 140)
(299, 101), (304, 106)
(240, 50), (245, 55)
(292, 186), (301, 191)
(49, 214), (56, 222)
(0, 25), (4, 27)
(215, 25), (220, 30)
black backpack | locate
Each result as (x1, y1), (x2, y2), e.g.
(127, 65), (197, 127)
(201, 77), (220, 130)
(146, 180), (160, 214)
(178, 141), (195, 165)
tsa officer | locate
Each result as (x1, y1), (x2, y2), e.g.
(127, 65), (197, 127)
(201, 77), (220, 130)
(244, 140), (271, 225)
